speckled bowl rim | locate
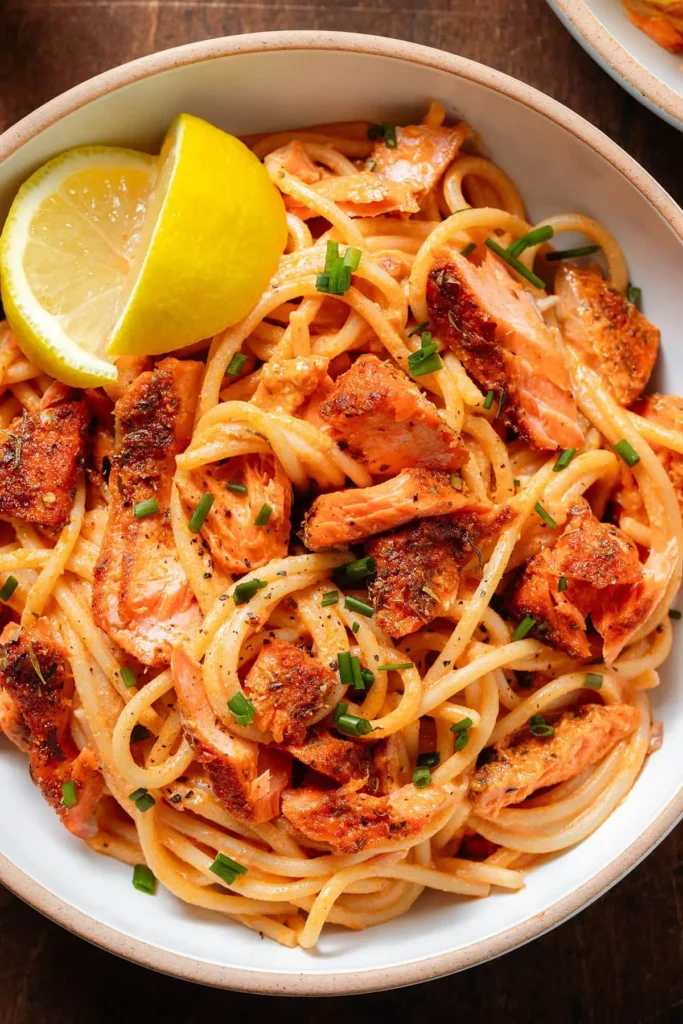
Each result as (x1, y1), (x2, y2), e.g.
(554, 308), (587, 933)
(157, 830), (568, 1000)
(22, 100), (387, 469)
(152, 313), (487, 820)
(548, 0), (683, 129)
(1, 30), (683, 996)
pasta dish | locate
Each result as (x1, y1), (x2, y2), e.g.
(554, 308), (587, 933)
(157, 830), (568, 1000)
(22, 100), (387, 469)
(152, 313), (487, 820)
(1, 102), (682, 950)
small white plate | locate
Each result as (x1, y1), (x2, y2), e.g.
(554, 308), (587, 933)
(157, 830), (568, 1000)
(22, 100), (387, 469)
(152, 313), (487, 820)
(548, 0), (683, 130)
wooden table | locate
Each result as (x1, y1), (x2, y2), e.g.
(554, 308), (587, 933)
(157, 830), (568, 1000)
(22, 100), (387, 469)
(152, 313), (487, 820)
(1, 2), (682, 1021)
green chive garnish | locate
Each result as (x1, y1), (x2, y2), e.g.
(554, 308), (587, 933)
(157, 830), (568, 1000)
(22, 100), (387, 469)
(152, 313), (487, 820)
(132, 864), (157, 895)
(483, 390), (495, 410)
(628, 284), (641, 306)
(585, 673), (603, 689)
(335, 712), (374, 737)
(121, 667), (137, 688)
(188, 493), (214, 533)
(408, 334), (442, 378)
(133, 498), (159, 519)
(322, 590), (339, 607)
(62, 780), (77, 807)
(228, 691), (256, 726)
(368, 122), (397, 147)
(226, 482), (248, 494)
(412, 766), (432, 789)
(352, 621), (360, 634)
(334, 556), (377, 586)
(129, 787), (155, 813)
(317, 242), (362, 295)
(344, 246), (362, 271)
(451, 716), (473, 752)
(344, 595), (374, 618)
(209, 852), (248, 886)
(376, 662), (414, 671)
(333, 701), (348, 724)
(131, 725), (151, 743)
(545, 245), (600, 262)
(361, 668), (375, 688)
(613, 439), (640, 467)
(254, 503), (273, 527)
(337, 651), (353, 686)
(350, 656), (364, 691)
(485, 237), (545, 289)
(529, 714), (555, 737)
(558, 576), (568, 593)
(233, 579), (267, 605)
(512, 616), (536, 641)
(508, 225), (554, 257)
(535, 502), (557, 529)
(408, 320), (430, 337)
(668, 609), (682, 621)
(461, 242), (476, 258)
(417, 751), (440, 768)
(0, 575), (18, 602)
(553, 447), (576, 472)
(225, 352), (248, 377)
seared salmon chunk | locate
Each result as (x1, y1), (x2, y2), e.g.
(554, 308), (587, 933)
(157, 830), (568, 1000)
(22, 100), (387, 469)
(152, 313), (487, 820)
(252, 355), (330, 415)
(93, 358), (203, 667)
(367, 507), (512, 637)
(371, 122), (468, 201)
(281, 726), (377, 786)
(556, 265), (659, 406)
(0, 399), (88, 531)
(427, 253), (582, 451)
(318, 354), (467, 477)
(0, 621), (102, 838)
(302, 467), (487, 549)
(470, 702), (640, 816)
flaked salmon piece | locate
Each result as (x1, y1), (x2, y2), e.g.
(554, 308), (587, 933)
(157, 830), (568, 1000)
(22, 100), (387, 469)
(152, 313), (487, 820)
(251, 354), (329, 415)
(302, 467), (487, 550)
(301, 376), (335, 428)
(318, 354), (467, 477)
(281, 726), (377, 786)
(93, 358), (203, 667)
(172, 646), (291, 823)
(243, 639), (337, 744)
(427, 254), (583, 451)
(289, 171), (420, 218)
(0, 399), (89, 532)
(268, 140), (322, 184)
(509, 502), (645, 662)
(0, 621), (102, 838)
(367, 507), (512, 638)
(372, 122), (468, 200)
(556, 265), (659, 406)
(104, 355), (154, 404)
(281, 780), (449, 853)
(470, 702), (640, 816)
(631, 393), (683, 512)
(176, 453), (292, 576)
(625, 5), (683, 50)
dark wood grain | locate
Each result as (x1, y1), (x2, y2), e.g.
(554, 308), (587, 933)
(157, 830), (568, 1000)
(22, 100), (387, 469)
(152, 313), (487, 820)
(0, 2), (682, 1021)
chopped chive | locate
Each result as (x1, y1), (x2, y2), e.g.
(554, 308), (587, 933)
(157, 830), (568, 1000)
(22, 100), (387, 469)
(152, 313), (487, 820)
(628, 284), (641, 306)
(62, 780), (77, 807)
(321, 590), (339, 607)
(188, 493), (214, 533)
(529, 714), (555, 737)
(209, 851), (248, 886)
(333, 701), (348, 723)
(545, 244), (600, 262)
(412, 766), (432, 789)
(133, 498), (159, 520)
(344, 595), (374, 618)
(334, 556), (376, 586)
(553, 447), (576, 473)
(129, 788), (155, 813)
(254, 503), (273, 527)
(420, 331), (433, 349)
(461, 242), (476, 258)
(512, 616), (536, 641)
(352, 621), (360, 634)
(451, 717), (473, 733)
(376, 662), (414, 671)
(496, 388), (508, 420)
(226, 482), (247, 494)
(350, 655), (364, 691)
(508, 225), (554, 258)
(337, 651), (353, 686)
(228, 691), (256, 726)
(336, 712), (374, 737)
(451, 716), (473, 752)
(450, 474), (463, 491)
(316, 272), (331, 293)
(225, 352), (248, 378)
(233, 579), (267, 605)
(585, 672), (603, 689)
(131, 724), (150, 743)
(325, 239), (340, 271)
(343, 246), (362, 271)
(120, 667), (137, 688)
(483, 390), (495, 410)
(409, 352), (442, 377)
(668, 608), (682, 621)
(408, 320), (430, 337)
(0, 575), (18, 602)
(132, 864), (157, 895)
(361, 668), (375, 688)
(514, 478), (521, 488)
(613, 439), (640, 467)
(535, 501), (557, 529)
(558, 576), (568, 593)
(417, 751), (440, 768)
(485, 237), (545, 289)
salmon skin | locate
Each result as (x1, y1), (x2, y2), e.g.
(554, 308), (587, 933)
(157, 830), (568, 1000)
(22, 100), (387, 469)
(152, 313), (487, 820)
(470, 702), (640, 816)
(93, 358), (203, 667)
(427, 253), (583, 451)
(319, 353), (467, 477)
(556, 264), (659, 406)
(0, 399), (88, 532)
(0, 621), (102, 838)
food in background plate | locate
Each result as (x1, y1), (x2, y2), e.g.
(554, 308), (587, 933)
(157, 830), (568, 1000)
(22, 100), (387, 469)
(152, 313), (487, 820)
(623, 0), (683, 52)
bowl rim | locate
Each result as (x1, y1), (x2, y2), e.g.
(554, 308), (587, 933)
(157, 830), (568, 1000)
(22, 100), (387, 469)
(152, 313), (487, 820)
(548, 0), (683, 129)
(1, 28), (683, 996)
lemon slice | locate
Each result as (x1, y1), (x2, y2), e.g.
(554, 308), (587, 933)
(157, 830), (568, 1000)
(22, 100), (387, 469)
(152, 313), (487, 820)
(1, 147), (155, 385)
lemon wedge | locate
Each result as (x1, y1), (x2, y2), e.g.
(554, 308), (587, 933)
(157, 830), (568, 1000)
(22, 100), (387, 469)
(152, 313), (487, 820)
(0, 114), (287, 386)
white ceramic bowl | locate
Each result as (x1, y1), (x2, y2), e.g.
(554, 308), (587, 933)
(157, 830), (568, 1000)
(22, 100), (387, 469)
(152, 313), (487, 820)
(1, 31), (683, 996)
(547, 0), (683, 130)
